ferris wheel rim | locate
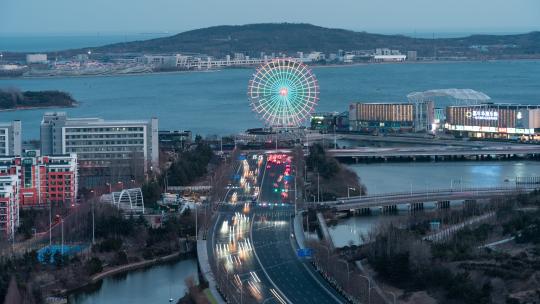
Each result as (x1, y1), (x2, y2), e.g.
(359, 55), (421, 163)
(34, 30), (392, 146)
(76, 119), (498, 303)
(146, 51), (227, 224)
(247, 58), (319, 127)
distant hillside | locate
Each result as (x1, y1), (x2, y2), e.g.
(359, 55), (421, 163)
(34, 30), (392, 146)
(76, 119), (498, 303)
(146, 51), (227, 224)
(56, 23), (540, 58)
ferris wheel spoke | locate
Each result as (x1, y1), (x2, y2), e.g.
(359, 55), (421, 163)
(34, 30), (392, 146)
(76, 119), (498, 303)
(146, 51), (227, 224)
(248, 58), (318, 127)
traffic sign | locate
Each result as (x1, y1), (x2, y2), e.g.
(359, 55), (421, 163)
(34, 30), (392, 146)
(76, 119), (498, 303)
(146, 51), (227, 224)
(296, 248), (313, 258)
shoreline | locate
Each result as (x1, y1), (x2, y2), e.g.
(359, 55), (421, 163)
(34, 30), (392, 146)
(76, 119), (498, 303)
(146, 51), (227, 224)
(60, 250), (195, 298)
(0, 104), (78, 112)
(1, 58), (539, 81)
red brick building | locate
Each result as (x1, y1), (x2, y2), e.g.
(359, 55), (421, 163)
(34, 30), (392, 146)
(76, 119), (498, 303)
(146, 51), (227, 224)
(0, 153), (78, 208)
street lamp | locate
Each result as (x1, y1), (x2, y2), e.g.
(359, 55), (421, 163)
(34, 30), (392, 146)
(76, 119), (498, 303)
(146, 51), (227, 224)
(356, 273), (372, 304)
(291, 164), (299, 214)
(347, 187), (356, 198)
(90, 189), (95, 245)
(338, 259), (350, 292)
(61, 217), (64, 255)
(386, 290), (397, 304)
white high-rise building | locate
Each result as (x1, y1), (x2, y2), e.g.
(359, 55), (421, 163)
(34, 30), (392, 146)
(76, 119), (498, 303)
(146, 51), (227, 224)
(40, 112), (158, 186)
(0, 120), (22, 156)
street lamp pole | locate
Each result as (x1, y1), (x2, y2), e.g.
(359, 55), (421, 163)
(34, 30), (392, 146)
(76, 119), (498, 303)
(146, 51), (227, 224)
(347, 187), (356, 198)
(49, 199), (52, 247)
(91, 190), (95, 245)
(294, 170), (298, 214)
(195, 205), (198, 241)
(317, 172), (320, 203)
(61, 218), (64, 255)
(338, 259), (350, 291)
(357, 274), (372, 304)
(334, 124), (337, 149)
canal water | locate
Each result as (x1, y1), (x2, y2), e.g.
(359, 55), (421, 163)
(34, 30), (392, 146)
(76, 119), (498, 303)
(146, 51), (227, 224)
(68, 258), (198, 304)
(328, 161), (540, 247)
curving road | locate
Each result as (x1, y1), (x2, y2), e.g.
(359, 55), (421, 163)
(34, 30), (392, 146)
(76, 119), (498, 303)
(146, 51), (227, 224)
(251, 154), (345, 304)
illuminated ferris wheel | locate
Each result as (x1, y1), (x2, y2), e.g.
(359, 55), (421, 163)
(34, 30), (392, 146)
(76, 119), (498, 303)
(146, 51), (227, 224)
(248, 58), (319, 128)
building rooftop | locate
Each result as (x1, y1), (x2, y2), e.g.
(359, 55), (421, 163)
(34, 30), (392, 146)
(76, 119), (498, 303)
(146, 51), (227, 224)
(407, 88), (491, 103)
(447, 103), (540, 109)
(43, 112), (154, 126)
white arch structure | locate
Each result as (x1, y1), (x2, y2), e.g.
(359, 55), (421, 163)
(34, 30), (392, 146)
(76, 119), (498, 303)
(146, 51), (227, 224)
(407, 88), (491, 106)
(112, 188), (145, 214)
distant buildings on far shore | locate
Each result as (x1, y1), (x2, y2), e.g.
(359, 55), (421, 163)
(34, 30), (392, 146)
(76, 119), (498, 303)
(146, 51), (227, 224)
(1, 46), (419, 77)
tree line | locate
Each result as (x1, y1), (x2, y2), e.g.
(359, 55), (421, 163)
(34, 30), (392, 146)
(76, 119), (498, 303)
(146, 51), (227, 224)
(0, 88), (76, 109)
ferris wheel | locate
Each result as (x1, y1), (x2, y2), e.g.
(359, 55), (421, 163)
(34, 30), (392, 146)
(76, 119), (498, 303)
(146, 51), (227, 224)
(248, 58), (319, 128)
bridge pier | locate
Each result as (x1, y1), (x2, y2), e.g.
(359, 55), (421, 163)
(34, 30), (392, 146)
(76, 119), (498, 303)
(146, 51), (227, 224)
(380, 205), (398, 214)
(436, 200), (450, 209)
(464, 199), (477, 210)
(355, 207), (371, 216)
(408, 202), (424, 212)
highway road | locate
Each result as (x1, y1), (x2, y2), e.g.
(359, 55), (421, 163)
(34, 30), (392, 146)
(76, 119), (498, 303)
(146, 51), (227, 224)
(251, 153), (346, 304)
(207, 154), (284, 304)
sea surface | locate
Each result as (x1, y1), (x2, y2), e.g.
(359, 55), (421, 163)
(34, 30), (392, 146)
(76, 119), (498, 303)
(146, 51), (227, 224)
(1, 60), (539, 140)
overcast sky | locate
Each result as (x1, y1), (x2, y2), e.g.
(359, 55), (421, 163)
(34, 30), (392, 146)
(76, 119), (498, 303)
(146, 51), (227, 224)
(2, 0), (539, 35)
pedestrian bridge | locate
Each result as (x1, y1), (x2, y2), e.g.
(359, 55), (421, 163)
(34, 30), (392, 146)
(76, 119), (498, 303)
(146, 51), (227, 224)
(317, 185), (538, 211)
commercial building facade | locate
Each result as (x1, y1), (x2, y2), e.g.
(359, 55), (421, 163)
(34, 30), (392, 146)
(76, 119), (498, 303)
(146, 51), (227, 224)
(0, 153), (78, 208)
(41, 112), (158, 187)
(158, 130), (192, 151)
(0, 175), (19, 239)
(0, 120), (22, 156)
(310, 112), (349, 132)
(349, 101), (434, 133)
(445, 104), (540, 140)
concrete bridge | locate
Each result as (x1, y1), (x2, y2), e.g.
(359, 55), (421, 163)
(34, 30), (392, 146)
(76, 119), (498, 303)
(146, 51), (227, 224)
(327, 146), (540, 160)
(316, 185), (537, 211)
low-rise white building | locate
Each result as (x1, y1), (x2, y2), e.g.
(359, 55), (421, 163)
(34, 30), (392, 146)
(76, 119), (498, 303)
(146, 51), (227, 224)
(373, 55), (407, 62)
(0, 121), (22, 156)
(26, 54), (48, 64)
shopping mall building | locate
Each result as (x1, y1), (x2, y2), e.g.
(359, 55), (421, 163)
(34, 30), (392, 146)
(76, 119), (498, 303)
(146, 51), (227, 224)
(348, 101), (434, 133)
(445, 104), (540, 140)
